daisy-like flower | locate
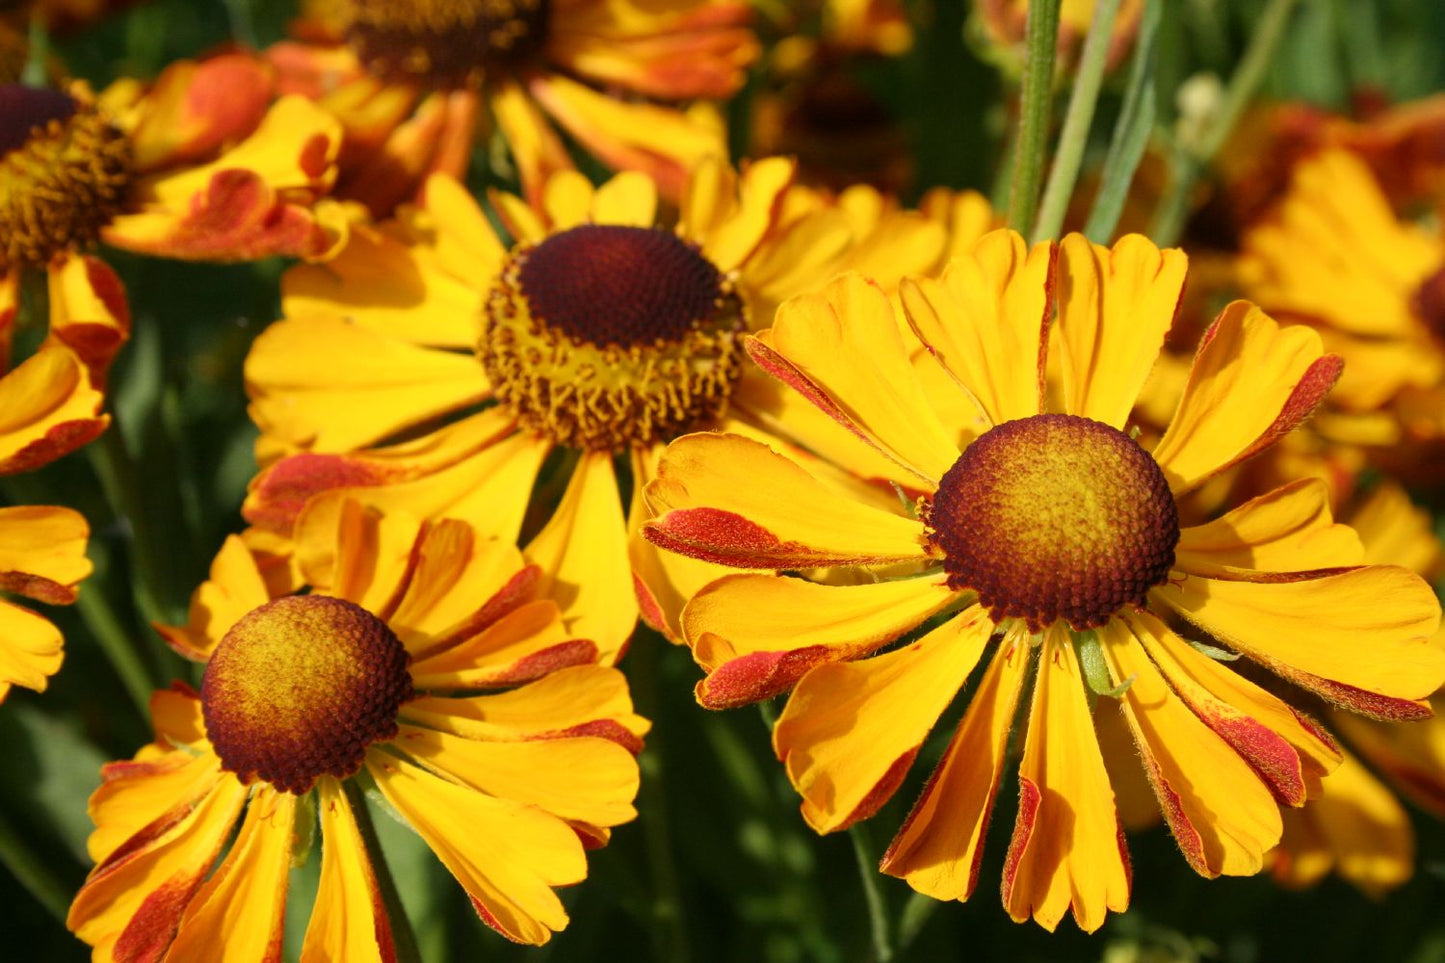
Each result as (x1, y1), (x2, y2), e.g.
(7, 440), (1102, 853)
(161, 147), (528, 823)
(1238, 149), (1445, 457)
(641, 231), (1445, 931)
(266, 0), (757, 213)
(67, 500), (646, 956)
(242, 160), (949, 653)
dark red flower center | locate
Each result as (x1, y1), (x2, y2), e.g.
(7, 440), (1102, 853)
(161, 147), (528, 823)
(346, 0), (550, 87)
(1412, 263), (1445, 344)
(927, 413), (1179, 632)
(201, 596), (413, 794)
(0, 84), (74, 156)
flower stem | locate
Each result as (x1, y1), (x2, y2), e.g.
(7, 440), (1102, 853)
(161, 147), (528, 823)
(75, 583), (155, 718)
(896, 890), (939, 956)
(87, 423), (175, 628)
(1149, 0), (1300, 245)
(1033, 0), (1122, 241)
(0, 802), (72, 924)
(849, 822), (893, 963)
(1007, 0), (1063, 234)
(344, 781), (424, 963)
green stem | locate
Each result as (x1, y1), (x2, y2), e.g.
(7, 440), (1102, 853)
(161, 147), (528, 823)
(75, 584), (154, 718)
(0, 804), (72, 924)
(849, 823), (893, 963)
(633, 636), (691, 963)
(219, 0), (257, 48)
(895, 890), (939, 956)
(1007, 0), (1063, 233)
(1032, 0), (1121, 242)
(22, 14), (49, 86)
(344, 781), (423, 963)
(88, 424), (173, 628)
(1150, 0), (1300, 244)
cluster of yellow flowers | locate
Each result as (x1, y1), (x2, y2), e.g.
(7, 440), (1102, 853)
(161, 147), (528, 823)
(2, 0), (1443, 956)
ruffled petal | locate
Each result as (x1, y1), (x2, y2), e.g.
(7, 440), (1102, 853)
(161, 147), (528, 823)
(683, 572), (953, 708)
(0, 346), (107, 475)
(524, 452), (635, 665)
(880, 627), (1031, 900)
(899, 230), (1053, 426)
(1151, 302), (1343, 494)
(1098, 619), (1281, 877)
(166, 788), (295, 962)
(775, 607), (992, 834)
(123, 53), (272, 171)
(1053, 234), (1188, 428)
(643, 432), (925, 569)
(1174, 478), (1364, 577)
(1153, 567), (1445, 717)
(0, 599), (65, 699)
(1000, 630), (1130, 934)
(302, 778), (395, 963)
(750, 273), (960, 484)
(246, 316), (490, 452)
(367, 751), (587, 946)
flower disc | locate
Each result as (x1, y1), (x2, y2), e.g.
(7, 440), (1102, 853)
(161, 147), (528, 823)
(201, 596), (413, 794)
(927, 413), (1179, 631)
(0, 84), (131, 273)
(346, 0), (549, 86)
(480, 224), (748, 451)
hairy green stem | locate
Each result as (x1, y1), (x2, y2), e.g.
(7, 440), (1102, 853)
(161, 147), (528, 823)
(849, 823), (893, 962)
(1007, 0), (1063, 233)
(1033, 0), (1122, 241)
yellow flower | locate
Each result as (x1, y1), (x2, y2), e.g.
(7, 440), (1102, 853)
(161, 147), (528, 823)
(0, 503), (90, 700)
(67, 501), (647, 956)
(1238, 149), (1445, 452)
(641, 231), (1445, 932)
(265, 0), (759, 212)
(242, 161), (949, 655)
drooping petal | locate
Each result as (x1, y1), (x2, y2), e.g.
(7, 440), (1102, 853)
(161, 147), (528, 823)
(1151, 302), (1343, 494)
(1000, 630), (1130, 933)
(0, 504), (91, 603)
(0, 346), (107, 475)
(683, 572), (954, 708)
(1053, 234), (1188, 428)
(1097, 619), (1282, 878)
(85, 750), (223, 865)
(524, 452), (635, 664)
(1332, 697), (1445, 820)
(899, 230), (1053, 426)
(44, 254), (131, 383)
(775, 607), (992, 834)
(166, 787), (296, 962)
(880, 627), (1031, 901)
(1153, 567), (1445, 717)
(1174, 478), (1364, 577)
(643, 432), (925, 569)
(0, 600), (65, 700)
(302, 778), (395, 963)
(367, 751), (587, 946)
(155, 534), (272, 661)
(1124, 608), (1340, 806)
(750, 273), (960, 485)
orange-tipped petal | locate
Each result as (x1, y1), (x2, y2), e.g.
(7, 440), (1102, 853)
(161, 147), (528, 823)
(0, 346), (107, 475)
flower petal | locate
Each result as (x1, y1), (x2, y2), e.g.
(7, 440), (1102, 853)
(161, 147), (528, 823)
(750, 273), (960, 484)
(0, 346), (107, 475)
(1053, 234), (1188, 428)
(1098, 619), (1282, 877)
(684, 572), (953, 708)
(1151, 302), (1343, 494)
(302, 778), (395, 963)
(880, 628), (1031, 900)
(0, 599), (65, 699)
(1001, 630), (1130, 934)
(899, 230), (1053, 426)
(0, 504), (90, 603)
(1153, 567), (1445, 714)
(156, 534), (272, 662)
(367, 751), (586, 946)
(44, 254), (131, 383)
(408, 599), (595, 690)
(775, 607), (992, 834)
(1174, 478), (1363, 577)
(643, 432), (925, 569)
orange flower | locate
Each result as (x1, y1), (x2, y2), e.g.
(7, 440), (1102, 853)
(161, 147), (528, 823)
(265, 0), (758, 213)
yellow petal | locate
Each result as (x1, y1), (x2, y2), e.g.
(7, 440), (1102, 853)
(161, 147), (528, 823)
(754, 273), (960, 484)
(388, 518), (530, 653)
(524, 452), (636, 665)
(394, 722), (640, 828)
(246, 316), (490, 452)
(85, 749), (223, 865)
(880, 627), (1031, 900)
(1348, 482), (1442, 574)
(489, 79), (575, 208)
(167, 788), (295, 962)
(1098, 619), (1281, 877)
(1151, 302), (1342, 494)
(302, 778), (395, 963)
(1001, 629), (1130, 933)
(0, 346), (107, 474)
(423, 173), (509, 283)
(408, 599), (595, 690)
(684, 571), (953, 708)
(644, 432), (925, 569)
(590, 170), (658, 226)
(1333, 696), (1445, 821)
(775, 608), (992, 834)
(1054, 233), (1188, 428)
(0, 505), (91, 602)
(156, 534), (272, 661)
(899, 230), (1053, 426)
(1153, 567), (1445, 712)
(1174, 478), (1363, 577)
(44, 253), (130, 381)
(0, 599), (65, 698)
(367, 752), (586, 945)
(541, 169), (596, 230)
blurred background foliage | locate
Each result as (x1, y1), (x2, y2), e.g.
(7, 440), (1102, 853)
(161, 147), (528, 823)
(4, 0), (1445, 960)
